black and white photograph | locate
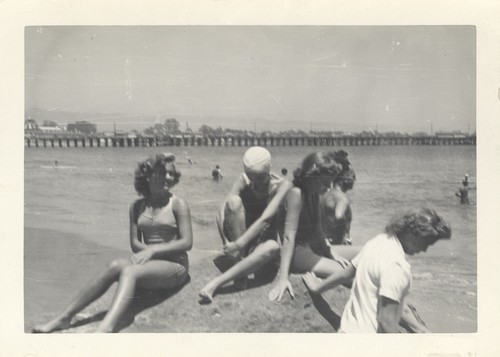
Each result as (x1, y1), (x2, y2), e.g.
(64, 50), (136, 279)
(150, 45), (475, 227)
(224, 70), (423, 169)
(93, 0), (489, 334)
(2, 1), (500, 356)
(24, 24), (477, 333)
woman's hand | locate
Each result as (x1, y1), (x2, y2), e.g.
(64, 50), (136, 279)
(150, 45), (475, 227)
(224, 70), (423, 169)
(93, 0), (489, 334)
(268, 278), (295, 302)
(223, 241), (242, 259)
(329, 248), (351, 269)
(301, 272), (323, 294)
(341, 234), (352, 245)
(129, 249), (154, 265)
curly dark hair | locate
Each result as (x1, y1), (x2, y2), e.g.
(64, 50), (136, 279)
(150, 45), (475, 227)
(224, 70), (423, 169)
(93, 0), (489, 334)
(292, 151), (344, 190)
(327, 150), (351, 172)
(334, 168), (356, 191)
(324, 150), (356, 190)
(134, 153), (181, 197)
(385, 207), (452, 243)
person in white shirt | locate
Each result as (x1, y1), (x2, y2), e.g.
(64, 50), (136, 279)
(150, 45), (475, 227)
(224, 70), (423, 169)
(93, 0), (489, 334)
(302, 207), (451, 333)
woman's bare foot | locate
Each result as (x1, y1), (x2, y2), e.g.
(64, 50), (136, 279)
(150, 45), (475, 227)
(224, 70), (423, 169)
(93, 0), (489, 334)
(301, 272), (322, 294)
(198, 283), (217, 304)
(32, 316), (72, 333)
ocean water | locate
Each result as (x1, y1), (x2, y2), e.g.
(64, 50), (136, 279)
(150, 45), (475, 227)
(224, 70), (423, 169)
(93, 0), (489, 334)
(24, 145), (477, 332)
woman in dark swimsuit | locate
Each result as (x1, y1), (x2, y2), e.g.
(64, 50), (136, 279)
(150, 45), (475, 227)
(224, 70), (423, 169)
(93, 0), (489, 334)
(199, 147), (292, 303)
(269, 151), (358, 301)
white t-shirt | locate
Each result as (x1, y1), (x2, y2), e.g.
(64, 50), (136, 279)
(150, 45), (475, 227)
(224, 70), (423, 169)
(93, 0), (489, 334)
(339, 233), (412, 333)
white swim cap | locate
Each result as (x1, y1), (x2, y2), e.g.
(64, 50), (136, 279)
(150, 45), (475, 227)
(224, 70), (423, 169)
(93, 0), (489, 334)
(243, 146), (271, 172)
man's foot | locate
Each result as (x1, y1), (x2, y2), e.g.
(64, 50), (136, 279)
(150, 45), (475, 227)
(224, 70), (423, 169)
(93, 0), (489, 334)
(31, 316), (72, 333)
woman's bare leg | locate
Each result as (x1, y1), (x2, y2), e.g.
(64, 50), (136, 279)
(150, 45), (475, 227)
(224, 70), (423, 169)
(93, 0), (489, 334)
(32, 259), (129, 333)
(309, 257), (346, 279)
(199, 240), (280, 303)
(96, 260), (187, 333)
(302, 247), (426, 331)
(330, 245), (361, 261)
(216, 195), (249, 287)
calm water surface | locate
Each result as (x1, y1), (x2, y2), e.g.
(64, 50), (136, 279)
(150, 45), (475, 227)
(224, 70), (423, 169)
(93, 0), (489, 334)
(24, 145), (477, 332)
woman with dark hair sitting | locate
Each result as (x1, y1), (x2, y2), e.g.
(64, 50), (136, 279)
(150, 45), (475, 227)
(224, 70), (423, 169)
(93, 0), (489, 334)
(268, 151), (359, 302)
(33, 153), (193, 333)
(302, 207), (451, 333)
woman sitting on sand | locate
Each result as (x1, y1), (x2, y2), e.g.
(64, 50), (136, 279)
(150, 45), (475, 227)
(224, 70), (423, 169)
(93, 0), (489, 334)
(269, 151), (433, 332)
(199, 146), (292, 303)
(33, 153), (192, 333)
(268, 151), (358, 302)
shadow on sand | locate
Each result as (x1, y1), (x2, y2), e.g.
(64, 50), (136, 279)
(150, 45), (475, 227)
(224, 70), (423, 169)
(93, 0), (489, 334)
(198, 256), (278, 304)
(306, 290), (341, 331)
(70, 276), (191, 332)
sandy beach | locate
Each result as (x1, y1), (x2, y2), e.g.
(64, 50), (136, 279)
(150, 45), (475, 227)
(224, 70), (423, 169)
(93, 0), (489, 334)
(25, 225), (465, 333)
(25, 227), (348, 333)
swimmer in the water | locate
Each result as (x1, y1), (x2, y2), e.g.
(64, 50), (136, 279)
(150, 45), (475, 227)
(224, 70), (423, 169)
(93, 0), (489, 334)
(455, 179), (470, 204)
(212, 165), (223, 182)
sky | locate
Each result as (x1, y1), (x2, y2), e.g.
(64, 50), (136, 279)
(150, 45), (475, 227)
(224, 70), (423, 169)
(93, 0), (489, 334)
(25, 26), (476, 133)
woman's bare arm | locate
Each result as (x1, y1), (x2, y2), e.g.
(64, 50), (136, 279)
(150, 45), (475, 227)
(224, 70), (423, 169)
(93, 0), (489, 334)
(269, 187), (302, 301)
(302, 263), (356, 294)
(232, 180), (293, 251)
(129, 200), (148, 253)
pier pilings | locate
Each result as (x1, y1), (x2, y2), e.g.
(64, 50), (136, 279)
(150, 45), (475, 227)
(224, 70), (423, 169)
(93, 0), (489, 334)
(25, 134), (476, 148)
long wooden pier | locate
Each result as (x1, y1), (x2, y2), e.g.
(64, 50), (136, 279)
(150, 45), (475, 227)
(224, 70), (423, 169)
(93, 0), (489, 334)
(24, 134), (476, 148)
